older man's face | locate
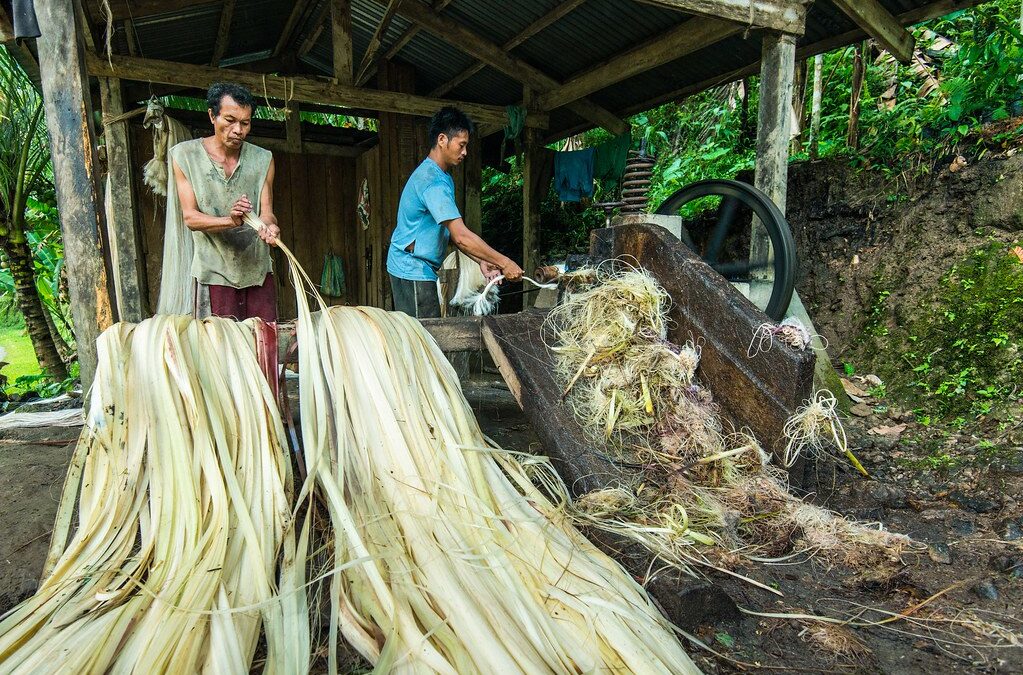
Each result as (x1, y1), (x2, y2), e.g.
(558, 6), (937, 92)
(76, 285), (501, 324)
(209, 95), (252, 149)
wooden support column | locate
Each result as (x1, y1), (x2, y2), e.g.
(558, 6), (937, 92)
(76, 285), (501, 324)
(522, 88), (543, 294)
(751, 32), (795, 308)
(809, 53), (823, 159)
(464, 140), (482, 235)
(99, 77), (147, 323)
(331, 0), (353, 85)
(36, 0), (115, 388)
(286, 103), (302, 153)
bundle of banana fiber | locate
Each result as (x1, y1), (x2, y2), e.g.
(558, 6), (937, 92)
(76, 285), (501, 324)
(0, 316), (305, 673)
(0, 213), (701, 674)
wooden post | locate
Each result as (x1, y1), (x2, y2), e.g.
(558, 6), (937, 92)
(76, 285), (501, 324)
(751, 32), (796, 308)
(522, 88), (543, 291)
(35, 0), (115, 388)
(99, 77), (147, 323)
(809, 53), (823, 159)
(464, 139), (482, 235)
(790, 59), (808, 154)
(848, 41), (866, 151)
(331, 0), (353, 85)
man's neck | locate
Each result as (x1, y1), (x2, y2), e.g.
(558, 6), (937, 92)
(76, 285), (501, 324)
(205, 135), (241, 160)
(427, 148), (449, 172)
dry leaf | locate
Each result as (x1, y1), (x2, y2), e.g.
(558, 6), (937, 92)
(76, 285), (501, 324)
(869, 423), (907, 436)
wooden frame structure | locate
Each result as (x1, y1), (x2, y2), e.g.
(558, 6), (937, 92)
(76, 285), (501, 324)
(4, 0), (981, 386)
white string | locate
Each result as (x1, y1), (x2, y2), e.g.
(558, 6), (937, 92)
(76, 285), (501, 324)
(468, 275), (557, 316)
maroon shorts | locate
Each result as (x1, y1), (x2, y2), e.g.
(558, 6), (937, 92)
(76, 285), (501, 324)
(208, 273), (277, 323)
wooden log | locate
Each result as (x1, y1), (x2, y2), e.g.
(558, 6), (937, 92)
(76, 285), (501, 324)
(99, 76), (147, 323)
(85, 52), (548, 131)
(848, 40), (867, 151)
(36, 0), (115, 389)
(589, 223), (816, 485)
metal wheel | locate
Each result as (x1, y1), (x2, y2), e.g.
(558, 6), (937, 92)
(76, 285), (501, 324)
(655, 179), (797, 320)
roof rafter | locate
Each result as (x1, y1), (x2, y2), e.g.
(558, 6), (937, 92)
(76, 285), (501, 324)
(331, 0), (354, 84)
(357, 0), (454, 86)
(830, 0), (915, 63)
(273, 0), (316, 57)
(430, 0), (588, 98)
(355, 0), (405, 85)
(633, 0), (809, 34)
(210, 0), (237, 66)
(396, 0), (628, 134)
(537, 16), (740, 112)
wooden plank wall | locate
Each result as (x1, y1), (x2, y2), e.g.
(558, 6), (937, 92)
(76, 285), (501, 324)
(130, 124), (359, 320)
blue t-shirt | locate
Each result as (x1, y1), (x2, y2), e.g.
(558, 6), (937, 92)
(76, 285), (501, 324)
(387, 158), (461, 281)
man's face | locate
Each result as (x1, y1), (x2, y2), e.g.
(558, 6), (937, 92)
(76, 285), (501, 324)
(438, 130), (469, 166)
(208, 95), (252, 149)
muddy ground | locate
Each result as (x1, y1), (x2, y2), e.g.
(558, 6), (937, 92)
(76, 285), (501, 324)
(2, 373), (1020, 673)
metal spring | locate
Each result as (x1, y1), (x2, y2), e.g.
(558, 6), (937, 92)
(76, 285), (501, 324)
(620, 149), (655, 213)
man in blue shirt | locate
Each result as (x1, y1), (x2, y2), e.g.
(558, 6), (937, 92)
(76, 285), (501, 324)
(388, 106), (524, 318)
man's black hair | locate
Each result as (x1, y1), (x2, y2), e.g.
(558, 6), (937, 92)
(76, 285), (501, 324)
(207, 82), (255, 117)
(429, 106), (474, 146)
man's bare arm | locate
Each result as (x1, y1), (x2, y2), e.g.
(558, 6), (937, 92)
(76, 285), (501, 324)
(256, 157), (281, 245)
(173, 159), (244, 232)
(446, 217), (524, 281)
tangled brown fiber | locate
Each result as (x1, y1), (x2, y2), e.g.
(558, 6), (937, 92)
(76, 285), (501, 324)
(547, 263), (915, 575)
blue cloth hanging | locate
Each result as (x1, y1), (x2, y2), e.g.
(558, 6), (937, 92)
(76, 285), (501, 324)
(553, 148), (595, 202)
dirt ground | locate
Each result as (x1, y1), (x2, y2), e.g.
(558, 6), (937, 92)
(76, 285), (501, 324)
(2, 374), (1021, 672)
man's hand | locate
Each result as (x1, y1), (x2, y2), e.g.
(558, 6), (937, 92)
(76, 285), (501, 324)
(258, 222), (281, 246)
(480, 260), (502, 282)
(229, 195), (252, 226)
(500, 260), (524, 282)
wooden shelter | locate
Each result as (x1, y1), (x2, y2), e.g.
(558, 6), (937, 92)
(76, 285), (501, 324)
(0, 0), (984, 386)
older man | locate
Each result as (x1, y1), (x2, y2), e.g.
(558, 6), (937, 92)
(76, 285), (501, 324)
(171, 82), (281, 322)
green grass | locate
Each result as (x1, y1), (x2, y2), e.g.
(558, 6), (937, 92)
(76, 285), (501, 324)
(0, 319), (41, 389)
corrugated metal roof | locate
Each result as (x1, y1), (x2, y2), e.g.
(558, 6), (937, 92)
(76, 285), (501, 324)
(116, 0), (966, 139)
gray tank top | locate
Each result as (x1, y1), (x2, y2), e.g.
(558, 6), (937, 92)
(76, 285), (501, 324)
(170, 138), (273, 288)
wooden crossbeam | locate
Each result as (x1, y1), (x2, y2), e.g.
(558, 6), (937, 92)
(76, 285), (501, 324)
(273, 0), (316, 56)
(634, 0), (809, 34)
(357, 0), (454, 86)
(92, 0), (212, 22)
(831, 0), (914, 63)
(355, 0), (405, 85)
(396, 0), (628, 134)
(210, 0), (237, 66)
(85, 52), (549, 129)
(538, 17), (739, 112)
(431, 0), (588, 98)
(332, 0), (353, 84)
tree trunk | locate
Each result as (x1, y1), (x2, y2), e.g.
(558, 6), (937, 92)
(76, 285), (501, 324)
(0, 237), (68, 380)
(809, 54), (823, 159)
(848, 41), (866, 151)
(790, 59), (808, 154)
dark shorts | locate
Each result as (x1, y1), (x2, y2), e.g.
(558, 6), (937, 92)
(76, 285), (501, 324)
(390, 274), (441, 319)
(208, 273), (277, 323)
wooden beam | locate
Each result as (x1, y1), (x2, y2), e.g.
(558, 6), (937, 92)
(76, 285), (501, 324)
(85, 52), (549, 129)
(331, 0), (353, 84)
(355, 0), (404, 85)
(522, 88), (543, 294)
(432, 0), (588, 97)
(634, 0), (809, 34)
(93, 0), (212, 22)
(358, 0), (453, 86)
(273, 0), (315, 56)
(831, 0), (914, 63)
(396, 0), (628, 134)
(36, 0), (115, 389)
(538, 17), (739, 112)
(210, 0), (237, 66)
(98, 77), (147, 323)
